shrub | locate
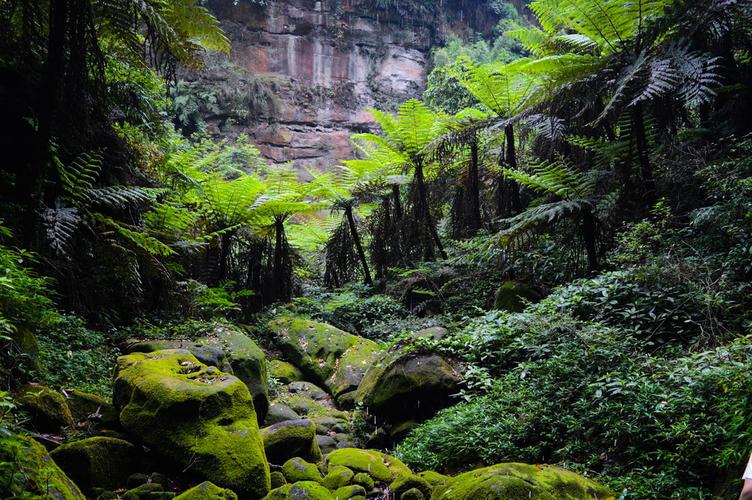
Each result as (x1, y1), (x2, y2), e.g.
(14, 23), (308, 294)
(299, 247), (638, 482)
(35, 315), (117, 396)
(397, 314), (752, 497)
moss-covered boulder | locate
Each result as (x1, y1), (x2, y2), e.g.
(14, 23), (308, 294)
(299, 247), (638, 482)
(326, 338), (381, 402)
(430, 463), (615, 499)
(197, 325), (270, 422)
(282, 457), (324, 483)
(333, 484), (366, 499)
(417, 471), (449, 488)
(16, 384), (74, 432)
(265, 402), (301, 425)
(322, 465), (354, 490)
(174, 481), (238, 500)
(391, 474), (432, 498)
(0, 433), (85, 499)
(262, 419), (322, 464)
(125, 326), (270, 423)
(50, 436), (137, 491)
(267, 318), (380, 399)
(326, 448), (411, 483)
(402, 488), (425, 500)
(113, 349), (270, 498)
(351, 472), (374, 490)
(270, 471), (287, 488)
(354, 348), (461, 424)
(264, 481), (333, 500)
(10, 327), (39, 368)
(64, 389), (119, 427)
(270, 360), (304, 384)
(122, 482), (173, 499)
(493, 281), (541, 312)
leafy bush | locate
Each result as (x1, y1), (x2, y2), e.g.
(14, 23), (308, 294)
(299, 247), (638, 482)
(35, 315), (117, 396)
(397, 314), (752, 497)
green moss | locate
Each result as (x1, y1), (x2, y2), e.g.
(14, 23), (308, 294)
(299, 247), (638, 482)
(262, 419), (322, 464)
(278, 394), (349, 419)
(113, 349), (270, 498)
(351, 473), (374, 490)
(122, 482), (173, 499)
(268, 317), (366, 387)
(0, 433), (85, 499)
(390, 474), (432, 497)
(174, 481), (238, 499)
(332, 484), (366, 499)
(199, 326), (270, 422)
(64, 389), (119, 426)
(323, 465), (354, 490)
(270, 359), (304, 383)
(327, 338), (381, 400)
(50, 436), (137, 491)
(264, 481), (335, 499)
(493, 281), (540, 312)
(16, 383), (74, 431)
(263, 484), (292, 499)
(400, 487), (424, 500)
(282, 457), (324, 483)
(417, 470), (449, 487)
(354, 349), (460, 422)
(326, 448), (411, 483)
(270, 471), (287, 488)
(431, 463), (615, 500)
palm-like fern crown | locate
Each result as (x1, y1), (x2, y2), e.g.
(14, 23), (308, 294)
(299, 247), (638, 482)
(456, 59), (543, 118)
(353, 99), (445, 170)
(96, 0), (230, 69)
(512, 0), (672, 57)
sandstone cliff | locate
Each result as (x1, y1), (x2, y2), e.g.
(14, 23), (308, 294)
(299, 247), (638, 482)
(181, 0), (501, 168)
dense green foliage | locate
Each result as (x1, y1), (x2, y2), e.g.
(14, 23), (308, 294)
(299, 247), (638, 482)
(1, 0), (752, 498)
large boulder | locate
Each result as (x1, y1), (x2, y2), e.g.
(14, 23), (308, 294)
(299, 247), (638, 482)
(125, 326), (270, 423)
(354, 347), (461, 424)
(493, 281), (541, 312)
(430, 463), (615, 500)
(113, 349), (270, 498)
(269, 360), (304, 384)
(267, 318), (380, 400)
(198, 325), (270, 422)
(63, 389), (119, 428)
(0, 433), (85, 499)
(15, 384), (74, 432)
(174, 481), (238, 500)
(326, 448), (411, 483)
(262, 419), (322, 464)
(50, 436), (138, 491)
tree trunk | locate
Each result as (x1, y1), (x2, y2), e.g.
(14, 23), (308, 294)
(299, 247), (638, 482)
(345, 206), (373, 286)
(632, 103), (655, 205)
(414, 161), (447, 260)
(504, 124), (523, 214)
(581, 207), (598, 272)
(272, 217), (290, 303)
(392, 184), (403, 220)
(468, 139), (482, 233)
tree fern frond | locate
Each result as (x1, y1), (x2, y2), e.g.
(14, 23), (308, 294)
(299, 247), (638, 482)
(42, 208), (82, 259)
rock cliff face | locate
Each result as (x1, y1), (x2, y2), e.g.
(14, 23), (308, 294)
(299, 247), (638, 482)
(188, 0), (499, 169)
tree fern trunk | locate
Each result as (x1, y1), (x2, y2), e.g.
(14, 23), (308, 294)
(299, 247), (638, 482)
(632, 103), (656, 205)
(504, 124), (523, 214)
(345, 206), (373, 286)
(414, 161), (447, 260)
(468, 139), (482, 234)
(392, 184), (403, 220)
(581, 207), (598, 272)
